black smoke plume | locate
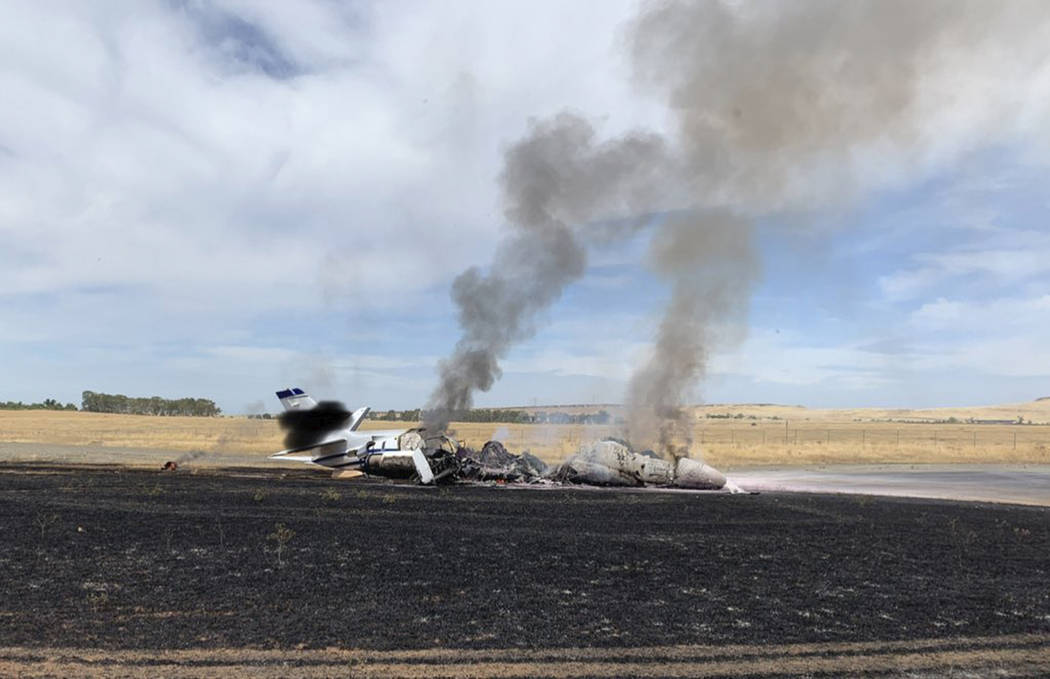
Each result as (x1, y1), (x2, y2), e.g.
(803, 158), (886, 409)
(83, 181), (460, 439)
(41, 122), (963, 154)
(279, 401), (350, 450)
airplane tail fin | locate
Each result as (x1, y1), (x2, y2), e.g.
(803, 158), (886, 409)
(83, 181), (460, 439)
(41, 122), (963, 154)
(276, 387), (317, 411)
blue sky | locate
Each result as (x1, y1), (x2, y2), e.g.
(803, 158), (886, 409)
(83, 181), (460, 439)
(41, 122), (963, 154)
(1, 1), (1049, 413)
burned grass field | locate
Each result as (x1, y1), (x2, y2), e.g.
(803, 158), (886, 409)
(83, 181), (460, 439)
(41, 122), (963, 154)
(2, 464), (1049, 676)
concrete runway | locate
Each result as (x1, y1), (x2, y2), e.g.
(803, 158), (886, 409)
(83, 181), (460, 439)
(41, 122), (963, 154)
(730, 464), (1050, 506)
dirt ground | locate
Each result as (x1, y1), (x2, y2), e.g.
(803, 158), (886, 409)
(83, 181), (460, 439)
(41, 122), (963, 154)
(1, 463), (1048, 677)
(3, 635), (1049, 677)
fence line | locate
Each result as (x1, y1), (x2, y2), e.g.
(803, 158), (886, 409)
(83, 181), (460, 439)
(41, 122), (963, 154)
(692, 427), (1046, 450)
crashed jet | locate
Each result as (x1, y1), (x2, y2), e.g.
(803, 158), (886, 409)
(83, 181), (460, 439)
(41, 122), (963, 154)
(270, 387), (734, 491)
(271, 388), (435, 483)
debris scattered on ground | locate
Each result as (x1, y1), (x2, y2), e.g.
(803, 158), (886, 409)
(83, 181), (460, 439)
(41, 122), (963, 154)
(456, 440), (550, 482)
(417, 437), (731, 490)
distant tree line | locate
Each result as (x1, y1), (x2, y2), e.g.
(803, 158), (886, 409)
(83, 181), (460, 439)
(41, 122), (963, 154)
(370, 408), (612, 425)
(81, 391), (221, 417)
(706, 413), (782, 420)
(370, 408), (424, 422)
(0, 398), (78, 411)
(526, 410), (612, 425)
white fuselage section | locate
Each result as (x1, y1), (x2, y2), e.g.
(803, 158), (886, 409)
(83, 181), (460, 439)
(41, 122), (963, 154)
(290, 428), (413, 470)
(271, 422), (433, 483)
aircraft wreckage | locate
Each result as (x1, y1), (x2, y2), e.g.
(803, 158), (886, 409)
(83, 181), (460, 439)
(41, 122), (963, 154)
(271, 387), (737, 491)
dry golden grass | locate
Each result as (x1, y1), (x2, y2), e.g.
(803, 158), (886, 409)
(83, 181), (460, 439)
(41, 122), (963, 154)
(690, 420), (1050, 469)
(448, 420), (1050, 468)
(0, 410), (284, 454)
(3, 408), (1049, 468)
(518, 399), (1050, 425)
(693, 400), (1050, 424)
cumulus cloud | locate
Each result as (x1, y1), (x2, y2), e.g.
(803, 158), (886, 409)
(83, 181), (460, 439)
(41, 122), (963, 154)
(911, 295), (1050, 334)
(880, 229), (1050, 301)
(2, 1), (1049, 411)
(0, 1), (649, 316)
(0, 0), (654, 405)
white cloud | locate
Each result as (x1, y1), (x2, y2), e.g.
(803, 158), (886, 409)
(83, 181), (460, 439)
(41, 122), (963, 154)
(2, 1), (1050, 410)
(912, 336), (1050, 378)
(0, 0), (678, 414)
(710, 329), (896, 391)
(0, 1), (653, 325)
(205, 345), (300, 363)
(879, 229), (1050, 301)
(911, 295), (1050, 332)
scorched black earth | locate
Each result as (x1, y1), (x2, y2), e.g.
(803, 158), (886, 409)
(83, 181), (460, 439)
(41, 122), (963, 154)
(1, 464), (1048, 651)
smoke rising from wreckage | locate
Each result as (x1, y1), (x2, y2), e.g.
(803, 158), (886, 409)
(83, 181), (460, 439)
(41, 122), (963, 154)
(281, 1), (1050, 491)
(272, 388), (735, 491)
(421, 0), (1050, 455)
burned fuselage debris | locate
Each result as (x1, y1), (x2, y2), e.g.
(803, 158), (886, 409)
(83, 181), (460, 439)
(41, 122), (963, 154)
(269, 388), (734, 492)
(415, 437), (731, 491)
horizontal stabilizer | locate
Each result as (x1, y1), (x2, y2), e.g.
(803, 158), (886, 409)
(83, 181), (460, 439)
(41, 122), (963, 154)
(268, 454), (316, 462)
(271, 438), (348, 460)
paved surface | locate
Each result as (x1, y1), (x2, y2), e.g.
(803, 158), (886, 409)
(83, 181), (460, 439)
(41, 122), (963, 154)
(731, 464), (1050, 506)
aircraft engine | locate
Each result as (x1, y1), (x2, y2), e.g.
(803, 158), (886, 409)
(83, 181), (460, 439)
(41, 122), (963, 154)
(362, 451), (419, 477)
(555, 439), (728, 490)
(673, 457), (727, 489)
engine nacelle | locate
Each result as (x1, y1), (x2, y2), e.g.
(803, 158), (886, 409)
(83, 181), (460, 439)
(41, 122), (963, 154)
(673, 457), (727, 489)
(557, 439), (728, 490)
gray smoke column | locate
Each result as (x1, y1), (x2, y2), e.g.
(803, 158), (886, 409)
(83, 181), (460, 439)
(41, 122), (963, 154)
(628, 0), (1045, 211)
(424, 114), (670, 431)
(427, 0), (1049, 438)
(620, 0), (1048, 455)
(625, 211), (757, 455)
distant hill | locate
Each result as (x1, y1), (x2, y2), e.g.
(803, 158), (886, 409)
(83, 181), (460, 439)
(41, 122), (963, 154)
(485, 400), (1050, 425)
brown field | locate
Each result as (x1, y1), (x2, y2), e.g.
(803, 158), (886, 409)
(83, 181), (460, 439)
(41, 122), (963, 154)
(515, 399), (1050, 424)
(3, 401), (1050, 468)
(3, 636), (1049, 677)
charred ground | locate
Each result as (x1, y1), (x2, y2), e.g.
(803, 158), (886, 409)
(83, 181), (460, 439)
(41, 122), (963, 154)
(1, 463), (1048, 653)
